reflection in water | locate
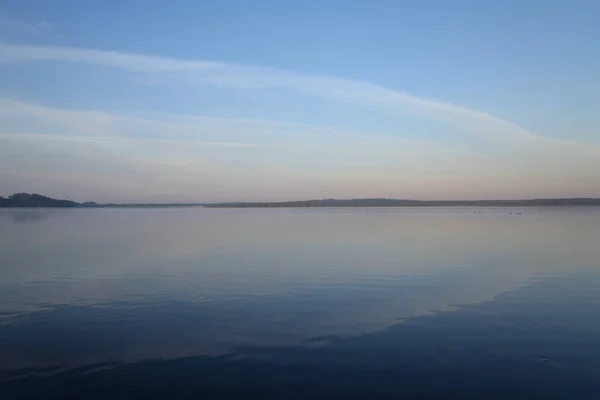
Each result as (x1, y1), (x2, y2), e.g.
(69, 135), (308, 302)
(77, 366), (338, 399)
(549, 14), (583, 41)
(1, 207), (600, 398)
(0, 209), (57, 224)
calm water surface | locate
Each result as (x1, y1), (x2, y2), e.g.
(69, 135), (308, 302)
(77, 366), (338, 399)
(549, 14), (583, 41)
(1, 207), (600, 399)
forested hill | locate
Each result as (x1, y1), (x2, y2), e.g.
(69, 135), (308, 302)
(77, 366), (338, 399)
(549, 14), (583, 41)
(0, 193), (203, 208)
(0, 193), (79, 208)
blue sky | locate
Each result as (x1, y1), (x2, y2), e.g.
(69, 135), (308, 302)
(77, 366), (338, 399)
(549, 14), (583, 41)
(0, 0), (599, 202)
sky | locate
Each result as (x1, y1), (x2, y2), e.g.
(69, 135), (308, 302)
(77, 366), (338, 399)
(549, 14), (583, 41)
(0, 0), (599, 203)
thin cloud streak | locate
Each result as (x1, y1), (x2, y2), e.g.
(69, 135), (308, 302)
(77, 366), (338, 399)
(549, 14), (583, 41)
(0, 42), (218, 71)
(0, 99), (460, 158)
(0, 132), (291, 149)
(4, 98), (599, 183)
(1, 98), (598, 174)
(0, 14), (60, 40)
(0, 42), (539, 142)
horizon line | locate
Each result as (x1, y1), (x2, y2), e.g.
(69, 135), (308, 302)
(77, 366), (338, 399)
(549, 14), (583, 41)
(2, 193), (600, 206)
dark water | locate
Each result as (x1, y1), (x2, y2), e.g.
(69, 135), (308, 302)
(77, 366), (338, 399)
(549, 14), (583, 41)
(1, 207), (600, 399)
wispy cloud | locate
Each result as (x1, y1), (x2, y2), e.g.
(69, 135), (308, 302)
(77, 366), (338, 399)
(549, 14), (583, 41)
(0, 42), (216, 70)
(0, 14), (60, 41)
(0, 98), (458, 157)
(0, 42), (538, 142)
(0, 99), (484, 200)
(1, 99), (599, 201)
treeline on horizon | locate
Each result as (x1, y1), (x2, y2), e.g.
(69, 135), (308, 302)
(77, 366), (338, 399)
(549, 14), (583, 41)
(0, 193), (79, 208)
(2, 193), (600, 208)
(0, 193), (204, 208)
(205, 198), (600, 208)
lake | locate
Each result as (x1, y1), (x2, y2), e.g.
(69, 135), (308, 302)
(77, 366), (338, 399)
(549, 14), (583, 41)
(1, 207), (600, 399)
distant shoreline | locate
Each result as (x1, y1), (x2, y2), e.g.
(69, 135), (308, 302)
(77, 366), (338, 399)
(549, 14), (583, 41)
(2, 193), (600, 208)
(204, 199), (600, 208)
